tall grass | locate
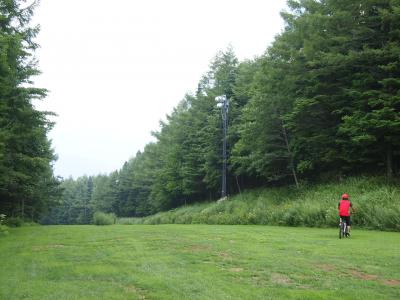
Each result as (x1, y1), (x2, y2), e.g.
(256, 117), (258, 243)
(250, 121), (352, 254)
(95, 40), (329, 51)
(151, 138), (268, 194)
(93, 212), (116, 225)
(118, 177), (400, 231)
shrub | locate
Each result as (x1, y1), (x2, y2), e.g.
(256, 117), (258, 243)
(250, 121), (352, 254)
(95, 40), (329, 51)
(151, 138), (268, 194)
(117, 217), (141, 225)
(191, 213), (208, 224)
(0, 214), (5, 224)
(325, 207), (339, 227)
(93, 212), (116, 225)
(5, 216), (23, 227)
(0, 214), (9, 236)
(283, 207), (303, 226)
(22, 221), (39, 226)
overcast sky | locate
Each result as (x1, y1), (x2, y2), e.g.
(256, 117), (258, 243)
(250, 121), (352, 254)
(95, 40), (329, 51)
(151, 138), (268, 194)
(33, 0), (288, 179)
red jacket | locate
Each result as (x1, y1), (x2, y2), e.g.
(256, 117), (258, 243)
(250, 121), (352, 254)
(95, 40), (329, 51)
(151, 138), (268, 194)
(338, 200), (352, 216)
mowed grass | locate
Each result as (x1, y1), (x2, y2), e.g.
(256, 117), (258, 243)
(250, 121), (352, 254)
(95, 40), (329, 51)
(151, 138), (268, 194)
(0, 225), (399, 300)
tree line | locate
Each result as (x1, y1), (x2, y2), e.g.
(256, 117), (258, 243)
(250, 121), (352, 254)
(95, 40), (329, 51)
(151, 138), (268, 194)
(44, 0), (400, 224)
(1, 1), (399, 223)
(0, 0), (60, 221)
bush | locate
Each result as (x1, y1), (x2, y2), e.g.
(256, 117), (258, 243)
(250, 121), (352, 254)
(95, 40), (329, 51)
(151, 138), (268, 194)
(283, 207), (303, 226)
(22, 221), (39, 226)
(93, 212), (116, 225)
(0, 214), (9, 236)
(117, 217), (141, 225)
(5, 216), (23, 227)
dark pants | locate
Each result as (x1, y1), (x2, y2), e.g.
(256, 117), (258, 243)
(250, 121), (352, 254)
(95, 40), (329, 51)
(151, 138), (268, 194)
(340, 216), (351, 226)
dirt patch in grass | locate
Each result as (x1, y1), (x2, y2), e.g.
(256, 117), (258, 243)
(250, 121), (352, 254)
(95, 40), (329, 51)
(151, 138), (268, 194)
(121, 283), (147, 299)
(124, 286), (146, 299)
(217, 251), (232, 261)
(382, 279), (400, 287)
(316, 263), (400, 287)
(317, 264), (335, 272)
(271, 273), (292, 285)
(349, 269), (378, 280)
(184, 244), (211, 252)
(341, 268), (399, 287)
(229, 267), (243, 272)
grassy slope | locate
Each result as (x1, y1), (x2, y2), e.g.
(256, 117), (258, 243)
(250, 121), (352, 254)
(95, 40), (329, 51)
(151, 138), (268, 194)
(0, 225), (399, 300)
(120, 177), (400, 231)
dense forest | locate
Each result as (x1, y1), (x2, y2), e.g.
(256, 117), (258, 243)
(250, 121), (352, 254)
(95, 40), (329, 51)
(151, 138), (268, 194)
(1, 1), (399, 224)
(43, 0), (400, 225)
(0, 0), (60, 221)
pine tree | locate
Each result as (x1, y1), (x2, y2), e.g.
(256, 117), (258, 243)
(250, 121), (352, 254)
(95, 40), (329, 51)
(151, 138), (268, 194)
(0, 0), (59, 219)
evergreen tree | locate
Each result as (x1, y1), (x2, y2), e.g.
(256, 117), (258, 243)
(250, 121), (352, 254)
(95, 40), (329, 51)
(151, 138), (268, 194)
(0, 0), (59, 219)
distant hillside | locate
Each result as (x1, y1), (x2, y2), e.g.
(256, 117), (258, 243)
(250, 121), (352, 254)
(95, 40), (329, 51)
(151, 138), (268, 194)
(118, 177), (400, 232)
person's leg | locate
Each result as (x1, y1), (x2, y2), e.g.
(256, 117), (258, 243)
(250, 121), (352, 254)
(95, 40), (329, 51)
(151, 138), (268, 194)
(347, 216), (351, 236)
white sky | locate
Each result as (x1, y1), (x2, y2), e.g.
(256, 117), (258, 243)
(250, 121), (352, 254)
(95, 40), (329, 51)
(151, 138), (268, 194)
(33, 0), (287, 179)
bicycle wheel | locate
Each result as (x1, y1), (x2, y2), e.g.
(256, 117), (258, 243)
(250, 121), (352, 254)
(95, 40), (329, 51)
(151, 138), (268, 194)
(339, 222), (346, 239)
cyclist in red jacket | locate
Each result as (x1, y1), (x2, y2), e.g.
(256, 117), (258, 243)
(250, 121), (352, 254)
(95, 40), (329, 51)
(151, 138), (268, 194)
(338, 193), (354, 237)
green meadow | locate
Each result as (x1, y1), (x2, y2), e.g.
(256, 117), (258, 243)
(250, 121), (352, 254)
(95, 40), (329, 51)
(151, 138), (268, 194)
(1, 225), (399, 300)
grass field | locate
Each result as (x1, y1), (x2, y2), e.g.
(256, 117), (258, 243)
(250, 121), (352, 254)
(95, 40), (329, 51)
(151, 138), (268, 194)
(1, 225), (399, 300)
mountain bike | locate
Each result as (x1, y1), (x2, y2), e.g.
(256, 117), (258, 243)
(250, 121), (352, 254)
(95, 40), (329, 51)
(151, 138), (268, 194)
(339, 217), (349, 239)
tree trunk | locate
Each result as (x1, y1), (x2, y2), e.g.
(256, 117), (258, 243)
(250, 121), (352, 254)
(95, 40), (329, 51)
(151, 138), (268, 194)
(282, 121), (299, 188)
(387, 143), (393, 179)
(21, 199), (24, 219)
(235, 175), (241, 195)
